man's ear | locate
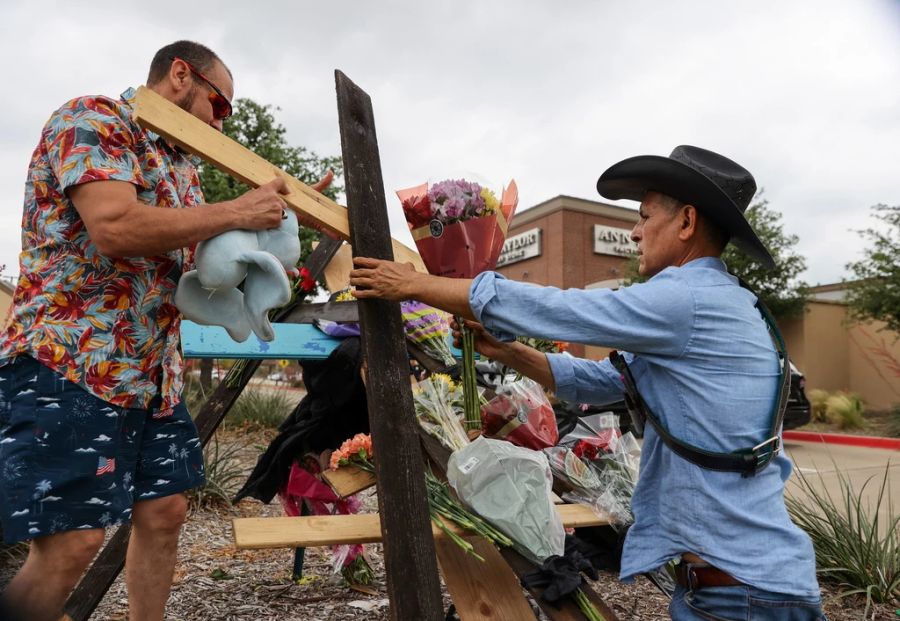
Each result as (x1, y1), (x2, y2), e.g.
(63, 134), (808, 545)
(678, 204), (699, 241)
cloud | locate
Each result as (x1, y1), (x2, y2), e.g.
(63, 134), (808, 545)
(0, 2), (898, 287)
(75, 448), (97, 453)
(85, 497), (111, 506)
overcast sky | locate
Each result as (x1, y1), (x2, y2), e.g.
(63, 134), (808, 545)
(1, 0), (898, 286)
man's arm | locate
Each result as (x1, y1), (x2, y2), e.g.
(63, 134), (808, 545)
(68, 177), (288, 257)
(350, 257), (475, 318)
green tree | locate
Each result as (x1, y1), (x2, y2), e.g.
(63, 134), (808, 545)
(845, 204), (900, 334)
(198, 97), (344, 266)
(721, 196), (808, 318)
(625, 195), (809, 318)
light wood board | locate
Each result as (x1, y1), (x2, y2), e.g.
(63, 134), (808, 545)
(232, 503), (608, 549)
(435, 537), (538, 620)
(132, 86), (425, 271)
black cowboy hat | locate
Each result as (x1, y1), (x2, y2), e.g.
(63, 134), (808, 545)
(596, 145), (774, 269)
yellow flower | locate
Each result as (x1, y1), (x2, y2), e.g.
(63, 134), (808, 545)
(480, 188), (499, 214)
(432, 373), (455, 388)
(335, 289), (356, 302)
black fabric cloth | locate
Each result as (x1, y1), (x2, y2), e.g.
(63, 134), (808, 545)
(232, 337), (369, 504)
(567, 527), (629, 571)
(520, 548), (597, 604)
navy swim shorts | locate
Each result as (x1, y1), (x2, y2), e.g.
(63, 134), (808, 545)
(0, 356), (205, 543)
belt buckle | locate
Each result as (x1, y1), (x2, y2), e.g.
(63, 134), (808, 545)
(752, 435), (781, 468)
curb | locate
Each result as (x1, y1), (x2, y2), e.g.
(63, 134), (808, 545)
(783, 430), (900, 451)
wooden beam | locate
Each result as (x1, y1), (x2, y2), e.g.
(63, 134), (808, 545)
(435, 537), (538, 621)
(131, 86), (425, 272)
(336, 70), (444, 621)
(232, 504), (608, 549)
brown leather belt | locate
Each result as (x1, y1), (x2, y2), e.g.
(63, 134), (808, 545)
(675, 562), (744, 590)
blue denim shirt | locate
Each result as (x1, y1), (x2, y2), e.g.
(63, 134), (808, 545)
(469, 257), (820, 597)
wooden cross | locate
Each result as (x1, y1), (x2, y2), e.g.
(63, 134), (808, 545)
(62, 71), (620, 621)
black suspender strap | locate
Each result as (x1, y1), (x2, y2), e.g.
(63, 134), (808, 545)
(609, 288), (790, 478)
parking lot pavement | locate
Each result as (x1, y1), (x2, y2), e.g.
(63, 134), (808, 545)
(783, 440), (899, 530)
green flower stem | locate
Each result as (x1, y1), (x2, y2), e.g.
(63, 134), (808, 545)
(573, 588), (606, 621)
(458, 318), (480, 431)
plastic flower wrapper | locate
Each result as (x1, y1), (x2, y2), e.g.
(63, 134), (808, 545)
(547, 415), (641, 532)
(398, 179), (518, 279)
(398, 178), (519, 431)
(412, 374), (469, 452)
(481, 377), (559, 450)
(447, 436), (564, 564)
(400, 300), (456, 369)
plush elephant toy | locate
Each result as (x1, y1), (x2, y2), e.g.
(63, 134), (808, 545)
(175, 211), (302, 342)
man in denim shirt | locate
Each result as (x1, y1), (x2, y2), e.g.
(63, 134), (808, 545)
(351, 146), (825, 620)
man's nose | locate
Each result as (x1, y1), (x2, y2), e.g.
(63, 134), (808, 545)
(211, 118), (224, 132)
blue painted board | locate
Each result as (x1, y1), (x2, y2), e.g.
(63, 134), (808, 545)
(181, 321), (342, 360)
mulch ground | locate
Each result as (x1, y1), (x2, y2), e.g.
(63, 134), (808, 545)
(1, 426), (896, 620)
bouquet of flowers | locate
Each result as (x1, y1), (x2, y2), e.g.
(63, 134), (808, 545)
(399, 178), (519, 430)
(411, 373), (470, 452)
(545, 416), (641, 531)
(328, 433), (512, 561)
(481, 377), (559, 450)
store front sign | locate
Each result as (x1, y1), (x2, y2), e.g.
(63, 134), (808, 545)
(593, 224), (637, 257)
(497, 227), (541, 267)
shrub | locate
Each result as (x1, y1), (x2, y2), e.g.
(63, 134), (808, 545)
(824, 392), (865, 430)
(786, 463), (899, 616)
(890, 404), (900, 438)
(807, 388), (829, 422)
(223, 387), (294, 429)
(187, 432), (247, 510)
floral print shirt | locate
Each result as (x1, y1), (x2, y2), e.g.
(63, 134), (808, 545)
(0, 87), (202, 417)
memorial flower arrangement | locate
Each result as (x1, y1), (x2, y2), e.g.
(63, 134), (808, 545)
(328, 433), (513, 561)
(411, 373), (469, 452)
(399, 178), (519, 430)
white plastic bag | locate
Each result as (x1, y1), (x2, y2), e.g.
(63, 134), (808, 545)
(447, 436), (564, 563)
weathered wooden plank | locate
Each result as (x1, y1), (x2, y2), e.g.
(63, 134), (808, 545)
(321, 464), (377, 498)
(131, 86), (425, 272)
(336, 69), (444, 621)
(281, 300), (359, 324)
(62, 238), (344, 621)
(232, 504), (607, 549)
(435, 537), (538, 621)
(500, 549), (621, 621)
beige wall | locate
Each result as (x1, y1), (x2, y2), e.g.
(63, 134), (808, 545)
(781, 301), (900, 411)
(0, 282), (13, 329)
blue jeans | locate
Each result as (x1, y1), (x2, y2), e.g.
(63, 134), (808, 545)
(669, 585), (827, 620)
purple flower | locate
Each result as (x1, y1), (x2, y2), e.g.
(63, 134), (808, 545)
(428, 179), (485, 223)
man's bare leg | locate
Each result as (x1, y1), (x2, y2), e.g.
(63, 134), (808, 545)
(126, 494), (188, 621)
(3, 528), (105, 621)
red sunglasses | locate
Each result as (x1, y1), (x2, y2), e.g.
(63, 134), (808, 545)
(171, 56), (233, 120)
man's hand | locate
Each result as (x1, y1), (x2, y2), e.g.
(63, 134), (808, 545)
(350, 257), (419, 300)
(294, 170), (341, 239)
(228, 177), (289, 230)
(450, 317), (514, 361)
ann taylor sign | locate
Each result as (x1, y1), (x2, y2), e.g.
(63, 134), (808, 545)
(593, 224), (637, 257)
(497, 227), (541, 267)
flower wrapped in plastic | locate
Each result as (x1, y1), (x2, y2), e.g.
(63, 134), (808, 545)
(399, 179), (518, 279)
(544, 415), (641, 531)
(481, 377), (559, 451)
(411, 374), (469, 452)
(399, 178), (519, 430)
(400, 300), (456, 369)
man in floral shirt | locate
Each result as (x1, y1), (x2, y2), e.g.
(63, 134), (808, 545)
(0, 41), (293, 620)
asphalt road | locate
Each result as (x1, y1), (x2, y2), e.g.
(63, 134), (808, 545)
(783, 440), (898, 531)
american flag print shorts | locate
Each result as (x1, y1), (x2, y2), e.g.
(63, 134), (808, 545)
(0, 356), (204, 543)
